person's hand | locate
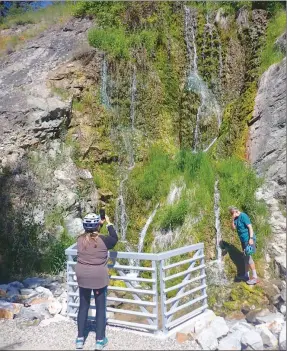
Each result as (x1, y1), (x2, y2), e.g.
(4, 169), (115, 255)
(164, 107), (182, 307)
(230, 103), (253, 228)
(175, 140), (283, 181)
(249, 238), (254, 245)
(105, 215), (111, 225)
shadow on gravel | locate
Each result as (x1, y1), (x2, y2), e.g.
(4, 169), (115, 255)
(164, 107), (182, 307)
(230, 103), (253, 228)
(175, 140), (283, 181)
(0, 342), (24, 350)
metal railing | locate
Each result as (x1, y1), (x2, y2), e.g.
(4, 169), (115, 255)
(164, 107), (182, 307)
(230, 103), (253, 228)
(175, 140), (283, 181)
(65, 243), (207, 335)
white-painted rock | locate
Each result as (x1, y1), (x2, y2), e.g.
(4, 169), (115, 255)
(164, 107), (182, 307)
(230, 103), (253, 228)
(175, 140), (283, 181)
(35, 286), (54, 299)
(279, 322), (286, 350)
(48, 299), (62, 315)
(258, 326), (278, 350)
(230, 321), (254, 335)
(197, 329), (218, 350)
(209, 316), (229, 339)
(241, 331), (263, 350)
(218, 332), (241, 351)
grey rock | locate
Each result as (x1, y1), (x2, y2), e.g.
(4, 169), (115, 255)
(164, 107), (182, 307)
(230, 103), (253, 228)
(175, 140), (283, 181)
(47, 299), (62, 315)
(218, 332), (241, 350)
(245, 308), (270, 324)
(280, 304), (286, 315)
(241, 330), (263, 350)
(23, 277), (50, 289)
(275, 32), (286, 54)
(45, 282), (64, 297)
(78, 168), (93, 179)
(258, 326), (278, 350)
(35, 286), (53, 298)
(208, 316), (229, 339)
(280, 281), (286, 302)
(17, 303), (51, 321)
(8, 281), (24, 290)
(279, 322), (286, 350)
(0, 284), (8, 292)
(197, 329), (218, 350)
(64, 216), (83, 237)
(248, 58), (286, 277)
(255, 312), (284, 324)
(20, 288), (35, 296)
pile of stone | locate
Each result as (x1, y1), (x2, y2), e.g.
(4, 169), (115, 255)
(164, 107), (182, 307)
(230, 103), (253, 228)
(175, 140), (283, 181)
(176, 308), (286, 350)
(0, 276), (68, 328)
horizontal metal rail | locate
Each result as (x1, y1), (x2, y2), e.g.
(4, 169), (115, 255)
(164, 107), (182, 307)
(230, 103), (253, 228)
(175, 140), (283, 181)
(108, 319), (158, 331)
(110, 275), (155, 283)
(65, 243), (204, 261)
(163, 254), (205, 270)
(164, 274), (206, 293)
(163, 264), (205, 282)
(107, 307), (156, 319)
(165, 294), (208, 317)
(165, 284), (207, 305)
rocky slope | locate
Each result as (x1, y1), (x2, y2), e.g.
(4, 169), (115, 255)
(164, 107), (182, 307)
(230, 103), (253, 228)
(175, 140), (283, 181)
(248, 56), (286, 277)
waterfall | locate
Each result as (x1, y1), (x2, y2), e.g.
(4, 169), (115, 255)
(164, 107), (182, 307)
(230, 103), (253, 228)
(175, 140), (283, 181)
(130, 65), (137, 131)
(101, 56), (110, 108)
(184, 6), (198, 75)
(115, 65), (138, 241)
(184, 6), (222, 152)
(214, 179), (222, 263)
(137, 204), (159, 255)
(115, 174), (129, 242)
(167, 184), (183, 205)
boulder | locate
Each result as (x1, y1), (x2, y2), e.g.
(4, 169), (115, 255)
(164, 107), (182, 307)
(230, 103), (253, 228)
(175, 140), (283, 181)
(280, 304), (286, 315)
(241, 330), (263, 350)
(0, 284), (8, 292)
(197, 329), (218, 350)
(0, 301), (22, 319)
(6, 286), (20, 300)
(64, 216), (83, 237)
(279, 322), (286, 350)
(35, 286), (54, 299)
(258, 326), (278, 350)
(230, 321), (254, 334)
(218, 332), (241, 351)
(20, 288), (35, 296)
(17, 302), (51, 321)
(245, 308), (270, 324)
(45, 282), (64, 297)
(23, 277), (50, 289)
(255, 312), (284, 324)
(280, 282), (286, 303)
(8, 281), (24, 290)
(209, 317), (229, 339)
(275, 32), (287, 54)
(48, 299), (62, 315)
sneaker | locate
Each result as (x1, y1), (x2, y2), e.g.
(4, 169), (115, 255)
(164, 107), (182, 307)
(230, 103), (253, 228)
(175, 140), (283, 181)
(95, 337), (108, 350)
(76, 337), (84, 349)
(246, 278), (259, 285)
(236, 275), (249, 282)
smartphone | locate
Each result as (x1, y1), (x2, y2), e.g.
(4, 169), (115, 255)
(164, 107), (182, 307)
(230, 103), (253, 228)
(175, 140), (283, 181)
(99, 208), (105, 220)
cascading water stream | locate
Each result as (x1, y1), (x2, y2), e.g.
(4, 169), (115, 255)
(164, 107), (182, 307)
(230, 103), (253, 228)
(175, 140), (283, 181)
(115, 66), (137, 241)
(101, 56), (110, 108)
(184, 6), (222, 152)
(214, 179), (222, 263)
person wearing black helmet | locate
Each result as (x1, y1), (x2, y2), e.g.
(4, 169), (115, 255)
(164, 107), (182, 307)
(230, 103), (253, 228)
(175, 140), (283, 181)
(75, 212), (118, 350)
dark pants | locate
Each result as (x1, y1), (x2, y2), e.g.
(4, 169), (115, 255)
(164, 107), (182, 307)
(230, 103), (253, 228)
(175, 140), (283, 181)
(77, 286), (107, 341)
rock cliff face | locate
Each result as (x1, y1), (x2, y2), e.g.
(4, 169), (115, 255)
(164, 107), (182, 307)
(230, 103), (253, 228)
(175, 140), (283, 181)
(248, 57), (286, 277)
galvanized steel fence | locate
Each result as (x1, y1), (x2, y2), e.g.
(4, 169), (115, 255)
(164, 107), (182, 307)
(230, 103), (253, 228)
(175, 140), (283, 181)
(65, 243), (207, 334)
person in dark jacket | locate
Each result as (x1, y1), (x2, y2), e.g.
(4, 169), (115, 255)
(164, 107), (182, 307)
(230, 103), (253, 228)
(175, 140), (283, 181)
(75, 213), (118, 350)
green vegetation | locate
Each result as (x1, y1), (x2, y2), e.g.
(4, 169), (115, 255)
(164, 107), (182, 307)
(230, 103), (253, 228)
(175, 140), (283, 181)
(260, 8), (286, 74)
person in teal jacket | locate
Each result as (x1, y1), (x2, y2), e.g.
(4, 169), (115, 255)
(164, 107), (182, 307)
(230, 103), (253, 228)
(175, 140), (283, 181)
(228, 206), (259, 285)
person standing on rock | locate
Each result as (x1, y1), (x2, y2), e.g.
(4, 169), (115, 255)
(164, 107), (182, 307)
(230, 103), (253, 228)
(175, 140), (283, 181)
(75, 213), (118, 350)
(228, 206), (259, 285)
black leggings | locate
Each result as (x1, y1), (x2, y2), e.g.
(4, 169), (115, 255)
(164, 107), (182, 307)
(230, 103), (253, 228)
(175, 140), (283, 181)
(77, 286), (107, 340)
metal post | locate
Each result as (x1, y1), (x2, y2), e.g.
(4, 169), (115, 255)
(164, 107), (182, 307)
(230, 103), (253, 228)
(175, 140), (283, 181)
(159, 259), (167, 334)
(152, 260), (159, 331)
(200, 248), (207, 309)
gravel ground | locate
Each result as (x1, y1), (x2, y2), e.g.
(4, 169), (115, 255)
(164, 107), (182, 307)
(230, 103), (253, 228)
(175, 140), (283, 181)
(0, 319), (200, 350)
